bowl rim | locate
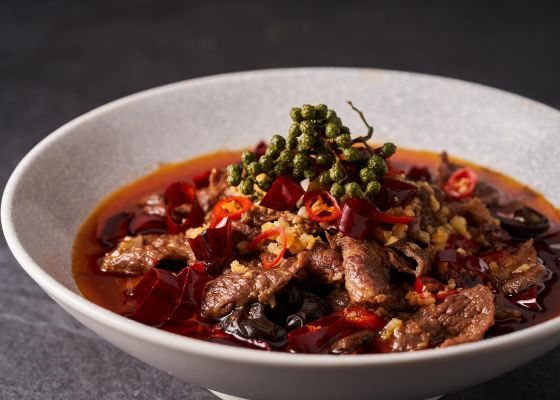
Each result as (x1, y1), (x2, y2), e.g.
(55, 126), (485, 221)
(2, 66), (560, 368)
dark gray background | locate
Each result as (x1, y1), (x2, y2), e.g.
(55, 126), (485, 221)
(1, 1), (559, 399)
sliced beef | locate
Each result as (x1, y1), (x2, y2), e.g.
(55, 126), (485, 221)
(200, 252), (309, 319)
(450, 197), (510, 246)
(391, 284), (495, 351)
(231, 220), (261, 241)
(305, 241), (344, 284)
(387, 242), (431, 277)
(197, 168), (229, 212)
(435, 152), (458, 186)
(329, 330), (374, 354)
(100, 233), (196, 276)
(491, 239), (552, 296)
(472, 182), (501, 207)
(337, 236), (391, 306)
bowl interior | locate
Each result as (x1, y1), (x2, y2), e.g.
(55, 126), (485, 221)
(4, 67), (560, 296)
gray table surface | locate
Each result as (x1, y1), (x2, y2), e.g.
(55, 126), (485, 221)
(1, 1), (560, 399)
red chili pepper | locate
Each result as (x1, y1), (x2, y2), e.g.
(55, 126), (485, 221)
(128, 213), (167, 236)
(386, 161), (405, 177)
(96, 211), (134, 247)
(248, 227), (287, 268)
(376, 178), (418, 209)
(407, 166), (432, 182)
(188, 219), (233, 273)
(304, 190), (341, 222)
(337, 198), (415, 239)
(415, 276), (456, 300)
(260, 175), (304, 211)
(164, 182), (205, 234)
(377, 213), (416, 224)
(509, 286), (543, 312)
(287, 315), (348, 353)
(166, 262), (213, 323)
(254, 141), (268, 160)
(342, 307), (385, 331)
(210, 196), (253, 227)
(443, 167), (478, 199)
(192, 170), (211, 189)
(130, 268), (183, 326)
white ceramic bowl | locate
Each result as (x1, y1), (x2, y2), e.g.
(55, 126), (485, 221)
(2, 68), (560, 400)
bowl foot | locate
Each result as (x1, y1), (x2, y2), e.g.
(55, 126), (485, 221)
(209, 390), (444, 400)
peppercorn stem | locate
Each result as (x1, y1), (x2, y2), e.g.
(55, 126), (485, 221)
(348, 101), (374, 144)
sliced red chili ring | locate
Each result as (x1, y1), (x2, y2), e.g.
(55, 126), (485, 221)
(443, 167), (478, 199)
(210, 196), (253, 227)
(377, 212), (416, 224)
(304, 190), (341, 222)
(342, 307), (385, 331)
(248, 227), (287, 269)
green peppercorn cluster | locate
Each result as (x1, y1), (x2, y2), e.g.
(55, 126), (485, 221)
(226, 103), (397, 200)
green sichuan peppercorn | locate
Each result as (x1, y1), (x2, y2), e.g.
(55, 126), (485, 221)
(342, 147), (362, 163)
(334, 133), (352, 149)
(277, 149), (292, 164)
(329, 163), (345, 182)
(330, 182), (345, 198)
(241, 150), (256, 166)
(301, 104), (316, 120)
(292, 167), (304, 180)
(326, 109), (337, 122)
(265, 146), (279, 159)
(246, 161), (262, 177)
(270, 135), (286, 152)
(318, 170), (332, 187)
(259, 154), (274, 169)
(315, 104), (328, 119)
(379, 142), (397, 158)
(368, 154), (387, 175)
(359, 167), (376, 183)
(325, 123), (341, 139)
(365, 181), (381, 199)
(288, 123), (302, 137)
(286, 135), (298, 150)
(304, 168), (316, 180)
(226, 163), (243, 186)
(256, 174), (272, 191)
(272, 162), (288, 176)
(340, 126), (350, 134)
(345, 182), (363, 198)
(299, 120), (316, 136)
(241, 178), (254, 195)
(298, 134), (316, 152)
(315, 152), (332, 166)
(293, 153), (309, 170)
(290, 107), (303, 122)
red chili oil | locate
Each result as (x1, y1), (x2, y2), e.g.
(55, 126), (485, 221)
(72, 148), (560, 352)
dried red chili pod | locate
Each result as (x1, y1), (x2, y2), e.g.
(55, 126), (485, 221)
(192, 170), (211, 189)
(97, 211), (134, 247)
(337, 198), (378, 239)
(287, 315), (348, 353)
(509, 286), (543, 312)
(254, 141), (268, 160)
(187, 219), (233, 272)
(407, 166), (432, 182)
(376, 178), (418, 209)
(166, 262), (213, 323)
(129, 268), (182, 326)
(128, 213), (167, 236)
(260, 175), (304, 211)
(164, 181), (204, 234)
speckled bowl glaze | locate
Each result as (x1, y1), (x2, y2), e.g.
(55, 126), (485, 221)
(2, 68), (560, 400)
